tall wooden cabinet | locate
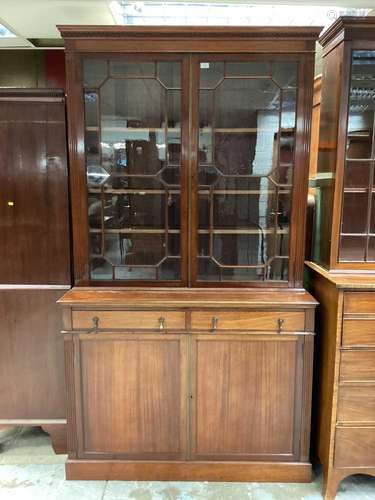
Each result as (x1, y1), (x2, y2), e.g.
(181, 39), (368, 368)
(0, 89), (71, 451)
(59, 25), (319, 481)
(305, 16), (375, 499)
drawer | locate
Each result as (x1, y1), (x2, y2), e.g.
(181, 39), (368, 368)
(190, 310), (305, 331)
(335, 427), (375, 467)
(340, 351), (375, 381)
(337, 384), (375, 423)
(72, 310), (186, 331)
(342, 319), (375, 346)
(344, 292), (375, 314)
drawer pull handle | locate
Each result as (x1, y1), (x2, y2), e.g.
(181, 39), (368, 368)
(277, 318), (284, 333)
(159, 317), (166, 330)
(89, 316), (100, 334)
(211, 317), (219, 331)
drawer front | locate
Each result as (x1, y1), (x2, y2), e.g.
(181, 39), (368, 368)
(190, 311), (305, 331)
(340, 351), (375, 381)
(344, 292), (375, 314)
(335, 427), (375, 467)
(342, 319), (375, 346)
(72, 310), (186, 331)
(337, 385), (375, 423)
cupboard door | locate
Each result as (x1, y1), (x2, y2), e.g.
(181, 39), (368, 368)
(75, 333), (187, 459)
(0, 95), (70, 284)
(191, 334), (303, 461)
(0, 289), (66, 419)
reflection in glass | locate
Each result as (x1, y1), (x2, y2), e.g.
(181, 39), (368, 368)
(83, 58), (182, 281)
(340, 236), (366, 262)
(197, 59), (297, 282)
(341, 193), (368, 234)
(339, 50), (375, 263)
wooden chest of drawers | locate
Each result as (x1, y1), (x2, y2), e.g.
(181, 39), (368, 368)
(306, 263), (375, 499)
(59, 287), (317, 482)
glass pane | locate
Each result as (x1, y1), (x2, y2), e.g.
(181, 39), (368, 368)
(341, 192), (368, 234)
(271, 62), (298, 89)
(90, 257), (112, 280)
(157, 62), (181, 88)
(105, 234), (165, 266)
(196, 59), (296, 282)
(159, 258), (180, 280)
(368, 237), (375, 261)
(83, 59), (108, 87)
(344, 161), (371, 188)
(83, 58), (182, 282)
(339, 235), (366, 262)
(109, 60), (155, 78)
(200, 62), (224, 89)
(226, 61), (270, 77)
(339, 50), (375, 263)
(370, 193), (375, 233)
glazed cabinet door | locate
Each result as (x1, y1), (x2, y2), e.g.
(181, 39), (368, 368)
(73, 333), (187, 459)
(190, 334), (305, 461)
(81, 57), (188, 284)
(193, 57), (301, 285)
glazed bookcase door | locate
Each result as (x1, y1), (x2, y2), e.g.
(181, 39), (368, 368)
(192, 57), (299, 285)
(82, 56), (187, 284)
(339, 50), (375, 263)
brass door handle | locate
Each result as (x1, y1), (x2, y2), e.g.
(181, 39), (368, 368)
(88, 316), (100, 334)
(159, 317), (166, 330)
(211, 316), (219, 332)
(277, 318), (284, 333)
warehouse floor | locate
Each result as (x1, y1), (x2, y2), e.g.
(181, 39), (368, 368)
(0, 427), (374, 499)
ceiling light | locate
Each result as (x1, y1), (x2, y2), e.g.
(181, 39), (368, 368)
(0, 23), (16, 38)
(109, 1), (370, 29)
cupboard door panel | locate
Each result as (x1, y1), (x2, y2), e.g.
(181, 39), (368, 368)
(191, 335), (302, 461)
(0, 98), (70, 284)
(0, 288), (67, 419)
(76, 334), (187, 459)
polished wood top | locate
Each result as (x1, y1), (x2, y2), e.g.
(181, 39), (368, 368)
(306, 261), (375, 289)
(58, 287), (317, 308)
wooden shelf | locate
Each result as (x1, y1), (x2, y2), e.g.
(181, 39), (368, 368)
(86, 126), (285, 134)
(198, 189), (291, 195)
(89, 188), (180, 195)
(89, 228), (180, 234)
(198, 228), (289, 235)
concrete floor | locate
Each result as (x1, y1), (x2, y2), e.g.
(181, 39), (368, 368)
(0, 428), (375, 499)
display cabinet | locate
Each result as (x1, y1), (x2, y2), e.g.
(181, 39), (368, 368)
(59, 25), (319, 481)
(306, 16), (375, 500)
